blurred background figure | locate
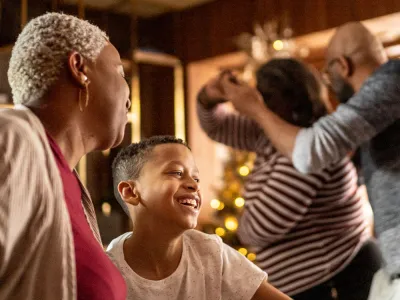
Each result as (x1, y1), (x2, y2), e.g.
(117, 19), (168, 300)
(197, 58), (381, 299)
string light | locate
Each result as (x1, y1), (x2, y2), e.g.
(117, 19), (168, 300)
(238, 165), (250, 176)
(272, 39), (284, 51)
(299, 47), (310, 58)
(210, 199), (221, 209)
(238, 248), (248, 256)
(102, 202), (111, 217)
(235, 16), (304, 83)
(225, 216), (238, 231)
(234, 197), (245, 208)
(247, 253), (257, 261)
(217, 202), (225, 211)
(215, 227), (226, 237)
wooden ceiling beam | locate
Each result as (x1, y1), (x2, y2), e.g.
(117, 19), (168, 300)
(135, 0), (183, 10)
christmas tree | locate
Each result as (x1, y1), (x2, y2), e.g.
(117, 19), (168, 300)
(200, 14), (299, 261)
(201, 148), (257, 262)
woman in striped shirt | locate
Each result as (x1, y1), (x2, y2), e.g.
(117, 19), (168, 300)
(197, 59), (382, 299)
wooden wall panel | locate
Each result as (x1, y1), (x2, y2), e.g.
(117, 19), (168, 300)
(139, 64), (175, 138)
(324, 1), (354, 29)
(0, 1), (22, 46)
(179, 6), (213, 64)
(300, 0), (327, 34)
(142, 0), (400, 63)
(351, 0), (398, 21)
(139, 14), (175, 56)
(208, 0), (255, 56)
(256, 0), (284, 24)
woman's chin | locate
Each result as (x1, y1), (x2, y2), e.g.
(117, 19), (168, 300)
(110, 133), (125, 149)
(97, 131), (125, 151)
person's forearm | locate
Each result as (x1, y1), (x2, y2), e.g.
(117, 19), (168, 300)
(252, 106), (300, 160)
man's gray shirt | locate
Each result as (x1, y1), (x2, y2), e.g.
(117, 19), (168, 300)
(293, 60), (400, 276)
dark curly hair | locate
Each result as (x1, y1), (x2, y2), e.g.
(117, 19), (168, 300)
(112, 135), (190, 216)
(256, 58), (327, 127)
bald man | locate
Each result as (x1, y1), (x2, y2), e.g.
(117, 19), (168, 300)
(205, 22), (400, 300)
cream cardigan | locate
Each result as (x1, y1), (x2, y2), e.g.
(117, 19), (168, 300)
(0, 106), (102, 300)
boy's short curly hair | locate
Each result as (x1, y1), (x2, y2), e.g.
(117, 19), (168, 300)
(8, 12), (109, 104)
(112, 135), (190, 217)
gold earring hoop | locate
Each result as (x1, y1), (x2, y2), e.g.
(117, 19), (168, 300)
(78, 81), (90, 112)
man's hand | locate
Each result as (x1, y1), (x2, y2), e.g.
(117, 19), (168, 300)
(220, 74), (265, 119)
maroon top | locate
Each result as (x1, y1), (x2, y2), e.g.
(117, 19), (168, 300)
(47, 133), (126, 300)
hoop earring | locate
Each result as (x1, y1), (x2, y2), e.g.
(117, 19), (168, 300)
(79, 81), (90, 112)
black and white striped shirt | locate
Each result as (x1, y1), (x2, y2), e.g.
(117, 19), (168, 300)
(197, 102), (370, 296)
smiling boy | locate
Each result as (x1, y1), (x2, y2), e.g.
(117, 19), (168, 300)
(107, 135), (291, 300)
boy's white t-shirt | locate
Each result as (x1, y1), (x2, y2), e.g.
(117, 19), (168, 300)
(107, 229), (267, 300)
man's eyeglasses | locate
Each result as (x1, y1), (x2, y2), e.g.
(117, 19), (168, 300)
(321, 58), (341, 87)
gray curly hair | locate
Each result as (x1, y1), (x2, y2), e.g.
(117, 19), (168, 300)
(8, 12), (109, 105)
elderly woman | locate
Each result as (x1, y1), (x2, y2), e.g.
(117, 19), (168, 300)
(197, 59), (382, 300)
(0, 13), (130, 299)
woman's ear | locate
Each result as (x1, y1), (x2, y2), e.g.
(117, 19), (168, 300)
(117, 180), (140, 206)
(67, 51), (89, 88)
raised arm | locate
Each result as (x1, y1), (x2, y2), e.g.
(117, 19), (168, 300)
(220, 65), (400, 173)
(293, 68), (400, 173)
(197, 78), (264, 152)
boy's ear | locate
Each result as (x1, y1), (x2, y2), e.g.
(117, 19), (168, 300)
(117, 180), (140, 206)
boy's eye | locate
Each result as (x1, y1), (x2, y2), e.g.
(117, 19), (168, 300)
(194, 178), (200, 183)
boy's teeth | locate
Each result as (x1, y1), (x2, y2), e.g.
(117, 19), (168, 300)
(179, 198), (197, 208)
